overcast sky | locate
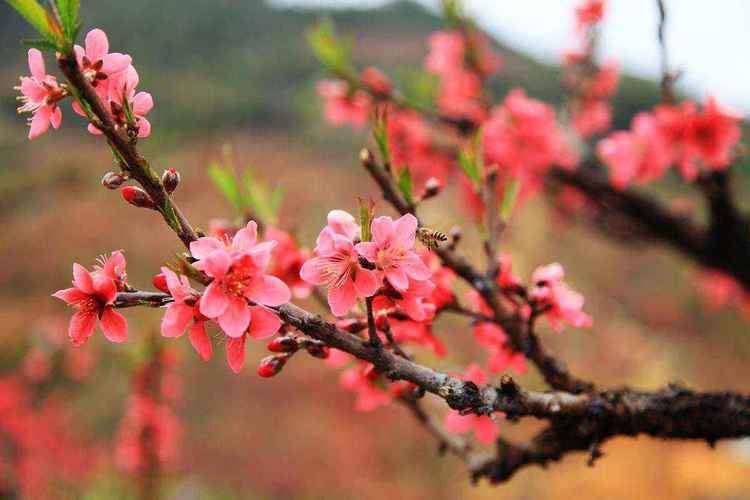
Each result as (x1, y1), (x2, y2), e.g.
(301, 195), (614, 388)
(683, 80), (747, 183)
(271, 0), (750, 114)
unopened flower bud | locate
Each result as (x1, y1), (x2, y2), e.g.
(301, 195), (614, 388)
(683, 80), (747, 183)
(161, 167), (180, 194)
(267, 336), (299, 353)
(360, 67), (392, 96)
(122, 186), (156, 209)
(152, 272), (169, 293)
(422, 177), (442, 200)
(305, 341), (329, 359)
(257, 354), (289, 378)
(101, 171), (126, 190)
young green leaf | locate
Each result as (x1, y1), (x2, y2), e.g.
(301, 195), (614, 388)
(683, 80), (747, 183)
(372, 106), (391, 165)
(397, 167), (414, 205)
(458, 150), (481, 190)
(55, 0), (80, 42)
(358, 198), (374, 242)
(500, 177), (521, 220)
(21, 37), (57, 51)
(6, 0), (56, 42)
(207, 164), (243, 211)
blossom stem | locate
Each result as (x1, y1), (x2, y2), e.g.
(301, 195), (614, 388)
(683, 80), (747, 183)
(365, 296), (381, 348)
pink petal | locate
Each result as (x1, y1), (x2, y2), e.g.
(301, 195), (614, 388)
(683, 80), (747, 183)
(401, 254), (432, 281)
(328, 278), (357, 317)
(160, 303), (193, 338)
(315, 227), (337, 255)
(68, 310), (97, 346)
(161, 266), (189, 302)
(443, 411), (473, 434)
(474, 416), (499, 444)
(354, 241), (378, 262)
(28, 107), (51, 140)
(27, 49), (46, 80)
(226, 335), (246, 373)
(52, 287), (88, 305)
(132, 92), (153, 115)
(189, 321), (213, 361)
(85, 28), (109, 62)
(202, 250), (231, 279)
(136, 117), (151, 138)
(300, 256), (331, 285)
(353, 268), (379, 297)
(50, 107), (62, 129)
(246, 275), (291, 307)
(248, 241), (275, 270)
(217, 296), (250, 338)
(392, 214), (418, 248)
(385, 267), (409, 290)
(101, 53), (131, 75)
(247, 306), (281, 339)
(232, 221), (258, 251)
(199, 281), (231, 318)
(92, 273), (117, 305)
(99, 307), (128, 343)
(72, 263), (95, 294)
(370, 216), (395, 246)
(190, 236), (224, 259)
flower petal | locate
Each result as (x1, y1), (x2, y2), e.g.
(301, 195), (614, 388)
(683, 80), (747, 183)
(199, 281), (230, 319)
(85, 28), (109, 62)
(189, 237), (224, 260)
(69, 310), (97, 346)
(246, 275), (291, 307)
(217, 296), (250, 338)
(232, 220), (258, 251)
(353, 268), (379, 297)
(27, 48), (46, 80)
(328, 278), (357, 317)
(226, 335), (246, 374)
(99, 307), (128, 343)
(72, 263), (95, 294)
(247, 306), (281, 339)
(160, 303), (193, 338)
(189, 321), (213, 361)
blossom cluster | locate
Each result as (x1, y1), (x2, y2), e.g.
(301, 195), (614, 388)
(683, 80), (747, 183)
(597, 97), (742, 189)
(16, 29), (152, 140)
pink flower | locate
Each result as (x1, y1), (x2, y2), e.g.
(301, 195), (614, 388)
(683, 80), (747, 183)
(157, 268), (212, 361)
(190, 220), (289, 339)
(301, 224), (379, 317)
(356, 214), (431, 291)
(340, 363), (392, 412)
(483, 89), (576, 188)
(388, 318), (446, 357)
(53, 259), (128, 346)
(74, 29), (132, 96)
(374, 277), (436, 322)
(443, 364), (499, 444)
(106, 65), (154, 138)
(573, 99), (612, 138)
(597, 112), (672, 190)
(360, 66), (392, 96)
(15, 49), (64, 140)
(575, 0), (605, 29)
(529, 263), (593, 332)
(317, 80), (372, 128)
(425, 31), (466, 77)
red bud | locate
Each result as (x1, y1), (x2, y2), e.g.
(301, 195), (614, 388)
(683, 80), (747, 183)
(267, 336), (299, 353)
(305, 342), (329, 359)
(152, 273), (169, 293)
(361, 67), (392, 96)
(122, 186), (156, 209)
(161, 168), (180, 194)
(257, 355), (289, 378)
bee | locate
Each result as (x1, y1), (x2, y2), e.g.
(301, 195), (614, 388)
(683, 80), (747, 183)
(416, 227), (448, 251)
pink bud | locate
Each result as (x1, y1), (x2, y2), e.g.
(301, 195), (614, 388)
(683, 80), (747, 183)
(257, 354), (289, 378)
(101, 171), (126, 189)
(161, 168), (180, 194)
(122, 186), (156, 209)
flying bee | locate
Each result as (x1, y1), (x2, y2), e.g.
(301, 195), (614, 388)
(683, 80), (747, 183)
(416, 227), (448, 251)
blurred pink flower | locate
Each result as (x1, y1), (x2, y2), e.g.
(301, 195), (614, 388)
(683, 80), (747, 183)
(530, 263), (593, 332)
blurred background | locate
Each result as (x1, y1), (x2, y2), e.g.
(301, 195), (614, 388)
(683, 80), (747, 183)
(1, 0), (750, 498)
